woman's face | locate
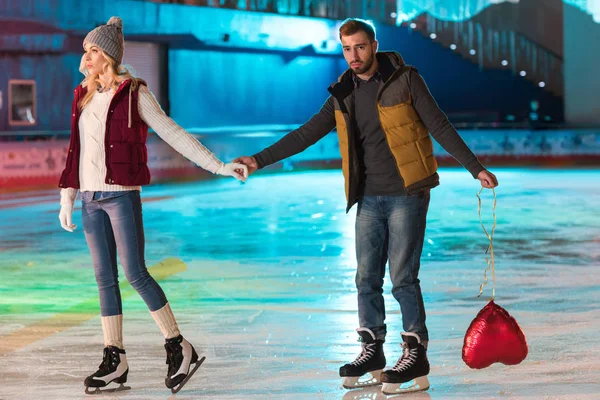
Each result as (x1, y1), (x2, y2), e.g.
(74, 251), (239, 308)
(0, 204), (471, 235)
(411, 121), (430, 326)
(83, 44), (107, 76)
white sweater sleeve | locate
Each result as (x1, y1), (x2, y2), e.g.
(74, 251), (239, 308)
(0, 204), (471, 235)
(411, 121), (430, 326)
(137, 85), (224, 174)
(60, 188), (78, 206)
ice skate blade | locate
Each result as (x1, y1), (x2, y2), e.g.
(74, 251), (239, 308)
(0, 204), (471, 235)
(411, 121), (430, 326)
(382, 375), (429, 395)
(170, 356), (206, 394)
(341, 385), (388, 400)
(342, 369), (383, 390)
(85, 383), (131, 395)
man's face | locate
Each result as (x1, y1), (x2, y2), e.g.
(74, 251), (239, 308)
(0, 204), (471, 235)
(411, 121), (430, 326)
(341, 31), (378, 75)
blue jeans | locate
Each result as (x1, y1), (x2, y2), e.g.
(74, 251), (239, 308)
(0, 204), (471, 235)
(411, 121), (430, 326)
(355, 193), (430, 342)
(81, 190), (168, 316)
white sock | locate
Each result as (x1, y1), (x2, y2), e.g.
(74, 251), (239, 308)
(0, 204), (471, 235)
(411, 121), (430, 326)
(101, 314), (124, 349)
(150, 303), (181, 339)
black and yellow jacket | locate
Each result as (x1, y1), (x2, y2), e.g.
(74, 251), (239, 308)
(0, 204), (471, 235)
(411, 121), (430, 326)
(254, 51), (485, 212)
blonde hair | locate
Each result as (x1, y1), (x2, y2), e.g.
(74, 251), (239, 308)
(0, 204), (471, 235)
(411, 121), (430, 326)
(78, 48), (138, 111)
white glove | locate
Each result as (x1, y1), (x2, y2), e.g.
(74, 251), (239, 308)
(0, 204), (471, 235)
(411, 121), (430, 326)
(59, 204), (76, 232)
(59, 188), (77, 232)
(216, 162), (248, 182)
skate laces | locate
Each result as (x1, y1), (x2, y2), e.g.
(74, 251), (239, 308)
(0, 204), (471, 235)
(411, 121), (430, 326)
(391, 343), (419, 372)
(350, 342), (377, 366)
(165, 342), (183, 375)
(97, 347), (116, 373)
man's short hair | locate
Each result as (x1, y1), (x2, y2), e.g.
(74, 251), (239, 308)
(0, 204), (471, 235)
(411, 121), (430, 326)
(339, 18), (376, 42)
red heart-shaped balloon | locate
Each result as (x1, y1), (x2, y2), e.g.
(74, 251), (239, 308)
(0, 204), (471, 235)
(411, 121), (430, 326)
(462, 300), (528, 369)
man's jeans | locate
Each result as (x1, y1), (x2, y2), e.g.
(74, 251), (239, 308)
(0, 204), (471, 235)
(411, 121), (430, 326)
(81, 190), (167, 316)
(355, 193), (430, 342)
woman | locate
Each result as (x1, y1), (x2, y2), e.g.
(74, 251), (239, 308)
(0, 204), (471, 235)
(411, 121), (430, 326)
(57, 16), (248, 394)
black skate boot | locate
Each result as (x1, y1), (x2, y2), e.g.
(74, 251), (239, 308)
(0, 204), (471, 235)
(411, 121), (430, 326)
(164, 335), (206, 394)
(339, 327), (386, 389)
(381, 332), (430, 395)
(84, 346), (130, 395)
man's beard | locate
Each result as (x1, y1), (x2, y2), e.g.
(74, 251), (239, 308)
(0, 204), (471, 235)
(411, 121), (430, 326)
(351, 54), (374, 74)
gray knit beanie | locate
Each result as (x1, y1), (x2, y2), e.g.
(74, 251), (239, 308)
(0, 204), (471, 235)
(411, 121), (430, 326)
(83, 17), (124, 64)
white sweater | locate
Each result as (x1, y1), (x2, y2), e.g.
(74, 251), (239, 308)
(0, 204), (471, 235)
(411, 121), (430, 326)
(60, 85), (224, 206)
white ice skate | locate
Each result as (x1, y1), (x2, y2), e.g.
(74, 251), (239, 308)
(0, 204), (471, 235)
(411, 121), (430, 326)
(84, 346), (131, 395)
(164, 335), (205, 394)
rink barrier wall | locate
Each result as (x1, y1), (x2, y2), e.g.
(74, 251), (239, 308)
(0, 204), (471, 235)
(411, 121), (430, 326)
(1, 128), (599, 191)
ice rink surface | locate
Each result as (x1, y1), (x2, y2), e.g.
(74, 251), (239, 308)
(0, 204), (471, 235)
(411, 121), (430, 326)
(1, 168), (599, 399)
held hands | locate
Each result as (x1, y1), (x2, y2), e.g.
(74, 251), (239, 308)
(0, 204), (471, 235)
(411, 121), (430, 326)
(477, 170), (498, 189)
(58, 204), (76, 232)
(232, 156), (259, 176)
(217, 162), (249, 182)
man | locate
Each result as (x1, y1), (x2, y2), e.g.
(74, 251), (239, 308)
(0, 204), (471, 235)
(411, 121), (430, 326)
(234, 18), (498, 394)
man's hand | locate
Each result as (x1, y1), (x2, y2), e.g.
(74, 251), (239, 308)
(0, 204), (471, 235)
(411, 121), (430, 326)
(477, 170), (498, 189)
(232, 156), (259, 176)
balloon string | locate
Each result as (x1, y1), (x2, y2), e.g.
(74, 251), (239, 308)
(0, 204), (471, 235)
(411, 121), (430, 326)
(476, 187), (496, 300)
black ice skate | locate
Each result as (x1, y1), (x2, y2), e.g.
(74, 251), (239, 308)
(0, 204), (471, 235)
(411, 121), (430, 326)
(381, 332), (430, 395)
(84, 346), (130, 395)
(339, 327), (386, 389)
(164, 335), (205, 394)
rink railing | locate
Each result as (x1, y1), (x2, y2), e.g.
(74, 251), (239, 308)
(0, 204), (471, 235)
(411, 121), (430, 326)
(1, 126), (599, 191)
